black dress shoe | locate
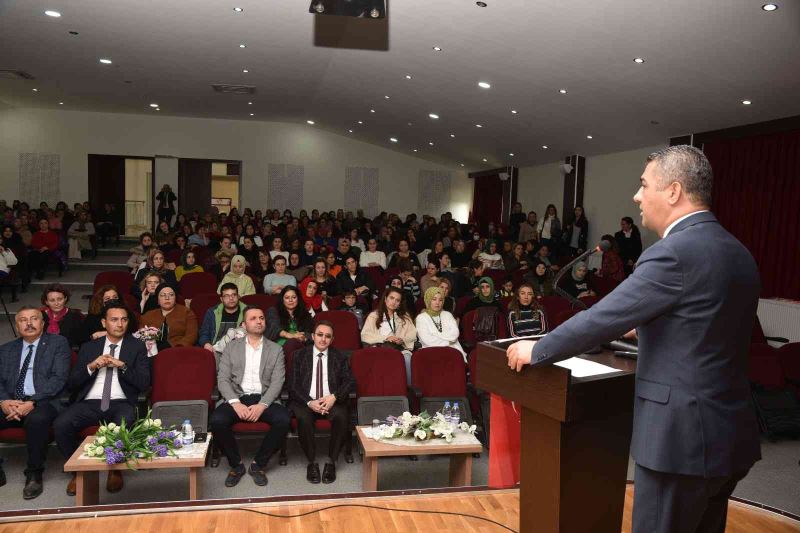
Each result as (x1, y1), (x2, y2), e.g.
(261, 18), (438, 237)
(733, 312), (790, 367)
(322, 462), (336, 484)
(248, 462), (268, 487)
(224, 464), (246, 487)
(306, 463), (321, 484)
(23, 473), (43, 500)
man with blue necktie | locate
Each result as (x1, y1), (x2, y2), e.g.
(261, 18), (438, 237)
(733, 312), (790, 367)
(0, 306), (70, 499)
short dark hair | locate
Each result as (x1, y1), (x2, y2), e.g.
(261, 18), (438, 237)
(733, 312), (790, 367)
(242, 305), (263, 320)
(314, 320), (335, 334)
(273, 255), (287, 265)
(219, 282), (239, 294)
(102, 301), (129, 319)
(645, 145), (713, 207)
(41, 283), (70, 305)
(621, 216), (634, 225)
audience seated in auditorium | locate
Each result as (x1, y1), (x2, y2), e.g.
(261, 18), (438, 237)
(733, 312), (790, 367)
(81, 285), (137, 344)
(415, 287), (465, 360)
(137, 272), (163, 314)
(339, 290), (368, 329)
(614, 216), (643, 276)
(534, 244), (559, 272)
(310, 258), (338, 297)
(464, 277), (503, 315)
(238, 236), (260, 267)
(507, 283), (547, 338)
(154, 220), (174, 249)
(187, 223), (210, 248)
(66, 211), (95, 260)
(41, 284), (84, 350)
(361, 287), (417, 378)
(286, 252), (310, 283)
(269, 236), (289, 262)
(210, 250), (233, 282)
(127, 232), (154, 272)
(299, 239), (317, 266)
(0, 307), (70, 499)
(29, 218), (64, 279)
(265, 286), (314, 354)
(348, 228), (365, 255)
(504, 242), (530, 273)
(55, 303), (150, 497)
(218, 255), (256, 297)
(239, 223), (263, 249)
(560, 261), (596, 300)
(174, 249), (204, 282)
(562, 205), (588, 256)
(359, 237), (387, 269)
(419, 261), (442, 294)
(397, 262), (420, 306)
(498, 277), (515, 298)
(324, 251), (342, 279)
(299, 278), (328, 316)
(524, 261), (555, 297)
(335, 256), (372, 298)
(199, 282), (246, 355)
(289, 320), (355, 484)
(133, 249), (178, 297)
(262, 255), (296, 296)
(388, 239), (421, 271)
(211, 306), (290, 488)
(140, 284), (199, 349)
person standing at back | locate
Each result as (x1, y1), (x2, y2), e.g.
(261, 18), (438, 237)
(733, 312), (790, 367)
(507, 145), (761, 533)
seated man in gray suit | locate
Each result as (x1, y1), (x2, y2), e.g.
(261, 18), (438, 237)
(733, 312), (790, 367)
(0, 306), (70, 499)
(210, 306), (290, 488)
(507, 146), (761, 533)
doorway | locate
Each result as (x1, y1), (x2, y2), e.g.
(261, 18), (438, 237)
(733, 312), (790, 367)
(211, 161), (241, 215)
(88, 154), (155, 239)
(178, 158), (241, 216)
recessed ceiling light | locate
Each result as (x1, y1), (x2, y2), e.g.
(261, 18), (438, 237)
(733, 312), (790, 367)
(370, 109), (376, 113)
(460, 163), (465, 167)
(428, 113), (439, 119)
(542, 145), (549, 149)
(762, 3), (778, 11)
(478, 81), (491, 89)
(32, 88), (38, 92)
(741, 99), (752, 105)
(307, 120), (315, 125)
(247, 101), (253, 105)
(482, 158), (488, 162)
(155, 108), (161, 111)
(405, 74), (412, 80)
(149, 103), (159, 108)
(357, 121), (363, 124)
(242, 69), (249, 73)
(450, 134), (456, 138)
(429, 141), (434, 146)
(475, 124), (483, 128)
(511, 110), (518, 114)
(239, 43), (246, 48)
(586, 135), (593, 139)
(559, 88), (568, 94)
(249, 113), (254, 116)
(407, 122), (413, 126)
(44, 10), (61, 17)
(433, 46), (442, 52)
(58, 102), (63, 105)
(413, 149), (418, 152)
(384, 95), (390, 99)
(476, 1), (488, 6)
(233, 7), (243, 12)
(99, 58), (112, 64)
(509, 153), (515, 157)
(390, 137), (398, 143)
(633, 57), (645, 64)
(348, 129), (353, 133)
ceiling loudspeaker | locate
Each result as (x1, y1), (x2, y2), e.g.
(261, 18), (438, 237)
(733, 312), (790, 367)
(560, 163), (574, 175)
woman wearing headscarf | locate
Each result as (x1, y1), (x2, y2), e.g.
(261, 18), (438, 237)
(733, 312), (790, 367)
(140, 283), (199, 349)
(559, 261), (596, 300)
(216, 254), (256, 296)
(133, 248), (177, 297)
(507, 283), (548, 338)
(523, 260), (555, 297)
(415, 287), (465, 361)
(298, 277), (327, 316)
(464, 276), (504, 314)
(174, 249), (204, 281)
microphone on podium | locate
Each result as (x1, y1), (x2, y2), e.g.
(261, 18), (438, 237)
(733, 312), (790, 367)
(553, 240), (611, 310)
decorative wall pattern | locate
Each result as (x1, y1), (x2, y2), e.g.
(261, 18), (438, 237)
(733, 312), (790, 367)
(19, 152), (60, 205)
(418, 169), (452, 216)
(268, 163), (304, 212)
(344, 166), (379, 216)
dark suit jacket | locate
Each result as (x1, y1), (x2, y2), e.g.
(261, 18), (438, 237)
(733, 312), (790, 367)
(289, 346), (355, 406)
(615, 229), (643, 264)
(0, 333), (71, 402)
(68, 335), (150, 405)
(531, 212), (761, 478)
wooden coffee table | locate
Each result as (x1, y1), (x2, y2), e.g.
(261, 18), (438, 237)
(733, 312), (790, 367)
(63, 435), (212, 506)
(356, 426), (482, 491)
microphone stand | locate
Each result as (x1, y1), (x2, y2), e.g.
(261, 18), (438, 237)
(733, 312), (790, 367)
(553, 243), (608, 311)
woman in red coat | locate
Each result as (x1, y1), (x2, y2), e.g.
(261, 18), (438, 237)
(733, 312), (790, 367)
(30, 218), (64, 279)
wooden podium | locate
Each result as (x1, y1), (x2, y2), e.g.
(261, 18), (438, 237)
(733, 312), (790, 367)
(476, 340), (637, 533)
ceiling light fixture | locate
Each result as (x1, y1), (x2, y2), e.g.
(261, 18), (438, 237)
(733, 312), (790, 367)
(348, 129), (353, 133)
(248, 101), (253, 105)
(370, 109), (375, 113)
(99, 58), (112, 64)
(384, 95), (390, 99)
(509, 153), (514, 157)
(762, 3), (778, 11)
(357, 121), (363, 124)
(44, 10), (61, 17)
(390, 137), (398, 143)
(429, 113), (439, 119)
(239, 43), (246, 48)
(433, 46), (442, 52)
(405, 74), (412, 80)
(32, 88), (38, 92)
(413, 149), (418, 152)
(59, 102), (64, 105)
(149, 103), (159, 108)
(307, 120), (315, 125)
(242, 69), (249, 73)
(741, 99), (752, 105)
(429, 141), (434, 146)
(542, 145), (549, 149)
(482, 158), (488, 162)
(511, 109), (518, 114)
(233, 7), (243, 12)
(155, 108), (161, 111)
(450, 134), (455, 138)
(633, 57), (645, 64)
(586, 135), (593, 139)
(407, 122), (413, 126)
(475, 124), (483, 128)
(249, 113), (254, 116)
(460, 163), (465, 167)
(559, 88), (568, 94)
(478, 81), (491, 89)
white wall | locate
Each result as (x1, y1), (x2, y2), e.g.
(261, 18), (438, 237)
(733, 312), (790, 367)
(0, 108), (470, 220)
(517, 144), (665, 248)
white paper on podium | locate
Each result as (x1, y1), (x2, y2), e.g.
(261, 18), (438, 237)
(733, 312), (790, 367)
(554, 357), (620, 378)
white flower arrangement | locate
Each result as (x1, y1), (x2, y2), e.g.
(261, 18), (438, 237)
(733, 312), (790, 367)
(371, 410), (477, 443)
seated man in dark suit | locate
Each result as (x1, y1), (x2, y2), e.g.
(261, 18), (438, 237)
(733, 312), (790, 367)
(54, 302), (150, 496)
(0, 306), (70, 499)
(210, 306), (290, 488)
(289, 320), (355, 484)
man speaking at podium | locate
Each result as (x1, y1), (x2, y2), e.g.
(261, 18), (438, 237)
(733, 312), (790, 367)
(507, 146), (761, 533)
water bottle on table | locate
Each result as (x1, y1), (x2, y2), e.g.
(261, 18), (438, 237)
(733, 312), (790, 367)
(451, 402), (461, 429)
(442, 401), (452, 426)
(181, 419), (194, 448)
